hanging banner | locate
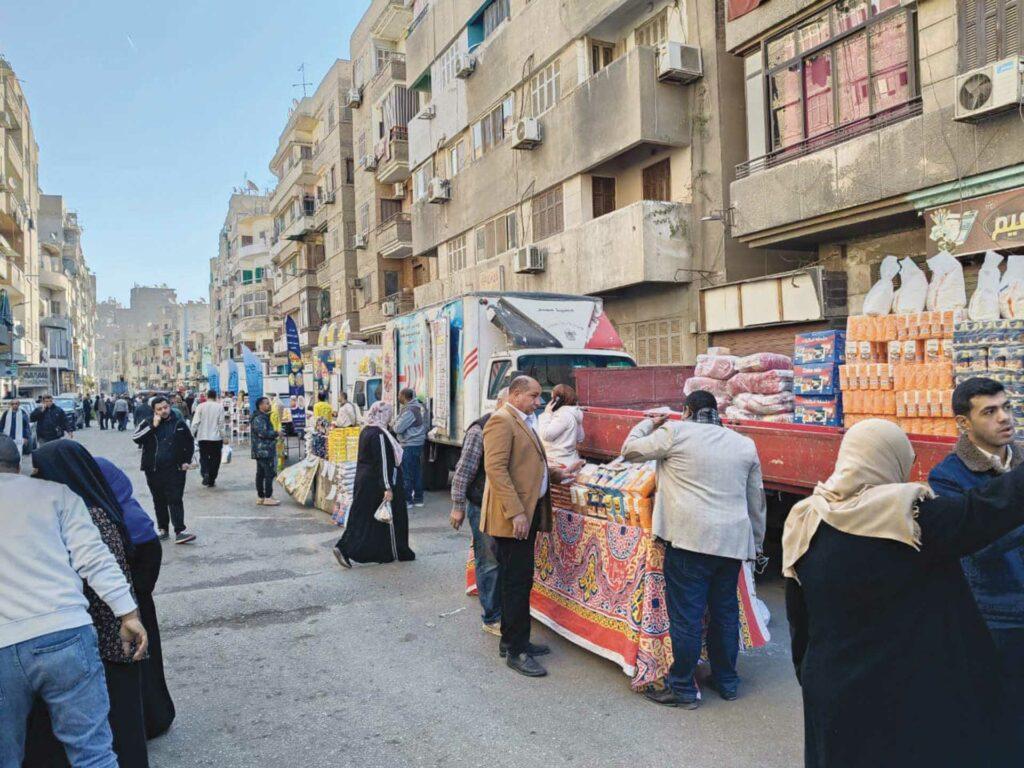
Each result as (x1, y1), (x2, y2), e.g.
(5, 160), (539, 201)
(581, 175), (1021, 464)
(206, 364), (221, 395)
(242, 345), (264, 403)
(285, 316), (306, 429)
(201, 346), (213, 383)
(227, 357), (239, 394)
(430, 317), (451, 434)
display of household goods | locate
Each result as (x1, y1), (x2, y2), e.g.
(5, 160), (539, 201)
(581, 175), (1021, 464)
(687, 348), (796, 423)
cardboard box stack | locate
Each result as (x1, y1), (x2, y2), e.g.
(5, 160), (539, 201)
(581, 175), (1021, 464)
(793, 330), (846, 427)
(952, 319), (1024, 441)
(840, 312), (959, 437)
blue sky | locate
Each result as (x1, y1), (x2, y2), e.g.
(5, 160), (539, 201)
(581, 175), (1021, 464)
(1, 0), (365, 303)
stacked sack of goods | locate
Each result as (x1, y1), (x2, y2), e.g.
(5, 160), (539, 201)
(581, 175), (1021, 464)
(569, 462), (657, 530)
(952, 252), (1024, 441)
(839, 252), (965, 436)
(684, 347), (795, 423)
(793, 330), (845, 426)
(328, 426), (362, 463)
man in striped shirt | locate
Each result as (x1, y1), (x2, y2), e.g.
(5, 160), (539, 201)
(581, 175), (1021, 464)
(449, 388), (508, 637)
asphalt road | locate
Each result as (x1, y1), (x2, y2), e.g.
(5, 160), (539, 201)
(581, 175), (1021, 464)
(76, 426), (804, 768)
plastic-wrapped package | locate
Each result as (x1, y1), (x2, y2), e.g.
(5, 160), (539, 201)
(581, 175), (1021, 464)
(863, 255), (900, 316)
(727, 370), (794, 396)
(735, 352), (793, 373)
(926, 251), (967, 311)
(968, 251), (1004, 321)
(733, 391), (795, 415)
(725, 405), (757, 422)
(725, 406), (794, 423)
(683, 376), (731, 399)
(694, 354), (739, 380)
(706, 346), (731, 356)
(999, 255), (1024, 319)
(894, 257), (928, 314)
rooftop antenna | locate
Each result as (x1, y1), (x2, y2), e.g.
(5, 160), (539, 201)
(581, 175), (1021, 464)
(293, 63), (311, 99)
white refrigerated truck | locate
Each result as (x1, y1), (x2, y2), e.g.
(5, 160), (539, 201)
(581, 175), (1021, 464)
(382, 292), (636, 485)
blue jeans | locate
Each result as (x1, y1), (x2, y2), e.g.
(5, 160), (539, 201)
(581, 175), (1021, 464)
(0, 625), (117, 768)
(401, 444), (423, 504)
(663, 547), (741, 701)
(466, 502), (501, 624)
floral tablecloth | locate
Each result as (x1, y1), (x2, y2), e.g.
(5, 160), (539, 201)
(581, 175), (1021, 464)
(466, 500), (770, 690)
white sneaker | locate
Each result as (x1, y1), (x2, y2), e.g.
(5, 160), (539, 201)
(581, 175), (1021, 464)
(414, 502), (425, 508)
(482, 621), (502, 637)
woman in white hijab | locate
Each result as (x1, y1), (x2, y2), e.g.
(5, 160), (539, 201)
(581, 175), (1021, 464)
(782, 419), (1024, 768)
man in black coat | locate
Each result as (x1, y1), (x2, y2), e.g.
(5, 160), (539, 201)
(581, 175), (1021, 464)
(30, 394), (73, 445)
(82, 394), (92, 428)
(133, 396), (196, 545)
(95, 394), (106, 430)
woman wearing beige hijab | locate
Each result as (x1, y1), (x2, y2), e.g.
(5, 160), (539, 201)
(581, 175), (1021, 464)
(783, 419), (1023, 768)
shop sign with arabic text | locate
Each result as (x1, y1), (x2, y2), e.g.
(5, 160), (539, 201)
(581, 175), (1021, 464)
(927, 188), (1024, 256)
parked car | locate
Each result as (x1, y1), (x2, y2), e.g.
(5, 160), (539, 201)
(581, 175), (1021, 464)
(52, 395), (85, 430)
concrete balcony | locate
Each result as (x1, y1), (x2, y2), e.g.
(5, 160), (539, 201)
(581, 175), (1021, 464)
(237, 242), (269, 261)
(39, 266), (71, 293)
(5, 135), (23, 182)
(376, 213), (412, 259)
(370, 1), (413, 42)
(368, 56), (407, 101)
(312, 203), (329, 234)
(271, 158), (315, 208)
(0, 250), (26, 301)
(413, 46), (691, 255)
(375, 127), (409, 184)
(415, 201), (692, 306)
(0, 191), (24, 235)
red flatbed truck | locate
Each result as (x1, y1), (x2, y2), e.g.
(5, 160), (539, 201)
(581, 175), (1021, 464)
(573, 367), (955, 565)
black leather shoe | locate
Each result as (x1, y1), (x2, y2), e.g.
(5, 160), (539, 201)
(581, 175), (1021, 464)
(499, 642), (550, 658)
(705, 677), (738, 701)
(332, 548), (352, 569)
(506, 652), (547, 677)
(643, 685), (699, 709)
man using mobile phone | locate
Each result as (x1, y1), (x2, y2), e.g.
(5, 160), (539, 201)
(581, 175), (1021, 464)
(133, 396), (197, 544)
(30, 393), (72, 445)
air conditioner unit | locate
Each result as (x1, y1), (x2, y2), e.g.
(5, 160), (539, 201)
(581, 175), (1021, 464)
(393, 182), (407, 198)
(353, 234), (368, 249)
(513, 119), (543, 150)
(324, 191), (336, 204)
(658, 42), (703, 84)
(417, 104), (437, 120)
(513, 245), (545, 274)
(455, 54), (476, 79)
(381, 300), (399, 317)
(345, 87), (363, 108)
(427, 177), (451, 204)
(954, 56), (1024, 121)
(360, 153), (378, 171)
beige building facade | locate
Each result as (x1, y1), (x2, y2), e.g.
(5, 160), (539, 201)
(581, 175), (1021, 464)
(402, 0), (747, 364)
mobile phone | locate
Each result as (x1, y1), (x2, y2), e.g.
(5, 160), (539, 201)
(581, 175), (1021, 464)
(551, 396), (564, 411)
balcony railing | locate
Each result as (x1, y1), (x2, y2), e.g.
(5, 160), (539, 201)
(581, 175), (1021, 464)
(376, 212), (412, 259)
(370, 1), (413, 42)
(5, 135), (24, 180)
(369, 54), (407, 91)
(375, 126), (409, 184)
(735, 98), (923, 180)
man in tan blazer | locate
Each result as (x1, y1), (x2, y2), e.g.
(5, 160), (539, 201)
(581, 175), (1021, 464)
(481, 375), (567, 677)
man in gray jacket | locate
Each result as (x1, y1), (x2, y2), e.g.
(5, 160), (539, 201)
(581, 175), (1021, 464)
(0, 435), (148, 765)
(394, 388), (428, 507)
(622, 390), (766, 709)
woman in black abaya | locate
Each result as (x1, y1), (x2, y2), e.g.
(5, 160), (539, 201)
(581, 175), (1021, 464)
(333, 401), (415, 567)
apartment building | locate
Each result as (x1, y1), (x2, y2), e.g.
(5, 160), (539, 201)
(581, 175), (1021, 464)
(310, 60), (360, 337)
(400, 0), (744, 364)
(37, 196), (97, 393)
(0, 56), (42, 391)
(716, 0), (1024, 350)
(211, 192), (275, 363)
(350, 0), (431, 340)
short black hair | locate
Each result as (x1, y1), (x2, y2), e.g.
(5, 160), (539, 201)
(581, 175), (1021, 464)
(319, 392), (328, 402)
(151, 395), (170, 408)
(207, 389), (217, 399)
(339, 391), (348, 401)
(952, 377), (1006, 417)
(684, 390), (718, 415)
(399, 387), (415, 400)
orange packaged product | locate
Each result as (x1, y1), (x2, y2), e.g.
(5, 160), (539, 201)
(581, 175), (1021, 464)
(942, 310), (956, 337)
(924, 339), (941, 363)
(880, 364), (893, 390)
(892, 365), (904, 391)
(846, 315), (861, 341)
(884, 390), (897, 414)
(896, 313), (908, 340)
(867, 365), (879, 390)
(896, 392), (907, 419)
(888, 340), (903, 364)
(846, 340), (859, 363)
(941, 339), (954, 362)
(838, 365), (849, 391)
(903, 340), (919, 364)
(884, 314), (897, 340)
(941, 389), (953, 418)
(911, 365), (928, 390)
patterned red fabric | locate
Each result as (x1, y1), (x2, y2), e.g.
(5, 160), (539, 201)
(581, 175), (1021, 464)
(727, 0), (762, 21)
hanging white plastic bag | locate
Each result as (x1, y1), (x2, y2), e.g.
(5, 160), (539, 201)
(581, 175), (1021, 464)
(969, 251), (1004, 321)
(999, 255), (1024, 319)
(222, 444), (233, 464)
(925, 250), (967, 311)
(863, 255), (899, 316)
(894, 257), (928, 314)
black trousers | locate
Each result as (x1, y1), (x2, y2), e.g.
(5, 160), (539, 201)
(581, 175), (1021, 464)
(256, 457), (275, 498)
(117, 413), (128, 431)
(129, 539), (175, 738)
(83, 413), (91, 427)
(146, 469), (187, 533)
(494, 508), (542, 657)
(198, 440), (223, 484)
(104, 661), (148, 767)
(99, 412), (107, 429)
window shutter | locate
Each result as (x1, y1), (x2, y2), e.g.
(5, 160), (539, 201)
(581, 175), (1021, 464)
(1003, 0), (1021, 58)
(984, 0), (1000, 64)
(961, 0), (979, 69)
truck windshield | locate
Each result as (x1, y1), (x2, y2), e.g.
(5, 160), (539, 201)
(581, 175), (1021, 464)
(508, 354), (635, 396)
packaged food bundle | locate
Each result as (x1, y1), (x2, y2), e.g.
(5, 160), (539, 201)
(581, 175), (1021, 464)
(724, 405), (755, 422)
(683, 376), (731, 399)
(999, 255), (1024, 319)
(724, 406), (794, 423)
(727, 369), (794, 396)
(733, 391), (795, 415)
(894, 257), (929, 314)
(926, 251), (967, 311)
(794, 329), (847, 365)
(846, 314), (897, 342)
(969, 251), (1004, 321)
(695, 353), (739, 380)
(863, 254), (900, 316)
(735, 352), (793, 373)
(794, 395), (844, 427)
(843, 390), (897, 415)
(987, 345), (1024, 373)
(706, 346), (731, 356)
(794, 362), (841, 396)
